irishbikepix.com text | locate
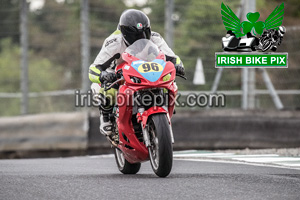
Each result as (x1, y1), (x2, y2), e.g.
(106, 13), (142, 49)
(75, 90), (226, 108)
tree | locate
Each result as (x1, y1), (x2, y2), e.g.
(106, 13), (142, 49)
(28, 0), (81, 89)
(0, 0), (20, 44)
(89, 0), (127, 60)
(0, 38), (63, 115)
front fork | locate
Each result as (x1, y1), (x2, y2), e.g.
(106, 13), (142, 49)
(137, 107), (175, 148)
(166, 112), (175, 144)
(138, 107), (151, 147)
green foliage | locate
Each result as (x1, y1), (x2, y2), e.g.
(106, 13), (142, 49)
(28, 0), (81, 89)
(174, 1), (234, 90)
(0, 39), (20, 92)
(0, 38), (62, 92)
(0, 38), (62, 116)
(142, 0), (165, 35)
(89, 0), (127, 59)
(0, 0), (20, 43)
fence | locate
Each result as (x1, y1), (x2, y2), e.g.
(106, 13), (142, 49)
(0, 0), (299, 116)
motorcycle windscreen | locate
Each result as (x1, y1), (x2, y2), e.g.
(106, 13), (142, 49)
(125, 39), (160, 62)
(131, 59), (166, 82)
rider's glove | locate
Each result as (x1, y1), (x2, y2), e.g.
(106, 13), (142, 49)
(99, 71), (117, 83)
(175, 64), (185, 76)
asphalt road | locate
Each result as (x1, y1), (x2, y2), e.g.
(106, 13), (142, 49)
(1, 155), (300, 200)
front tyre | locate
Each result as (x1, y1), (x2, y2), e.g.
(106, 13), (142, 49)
(114, 148), (141, 174)
(148, 114), (173, 177)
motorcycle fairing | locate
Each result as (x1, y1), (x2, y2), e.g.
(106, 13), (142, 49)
(117, 85), (149, 163)
(139, 107), (168, 128)
(131, 59), (167, 82)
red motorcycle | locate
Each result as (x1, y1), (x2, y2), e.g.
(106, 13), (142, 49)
(103, 39), (185, 177)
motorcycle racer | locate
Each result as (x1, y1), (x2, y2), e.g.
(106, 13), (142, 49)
(257, 26), (286, 52)
(89, 9), (185, 136)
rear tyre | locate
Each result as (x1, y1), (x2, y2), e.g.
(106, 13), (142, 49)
(148, 114), (173, 177)
(261, 40), (272, 52)
(114, 148), (141, 174)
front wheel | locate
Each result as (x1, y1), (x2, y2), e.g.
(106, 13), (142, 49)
(114, 148), (141, 174)
(148, 114), (173, 177)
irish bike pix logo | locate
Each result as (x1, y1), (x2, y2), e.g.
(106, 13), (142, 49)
(216, 2), (288, 68)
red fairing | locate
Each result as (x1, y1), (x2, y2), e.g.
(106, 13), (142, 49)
(117, 85), (149, 163)
(139, 107), (168, 128)
(121, 52), (177, 90)
(115, 50), (177, 164)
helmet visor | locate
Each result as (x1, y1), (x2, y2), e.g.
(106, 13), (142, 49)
(121, 26), (151, 45)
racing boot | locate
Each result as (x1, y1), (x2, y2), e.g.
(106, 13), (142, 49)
(99, 107), (113, 136)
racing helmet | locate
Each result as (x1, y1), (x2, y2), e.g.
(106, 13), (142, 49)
(118, 9), (151, 46)
(278, 26), (286, 37)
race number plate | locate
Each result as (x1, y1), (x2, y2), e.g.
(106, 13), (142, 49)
(138, 62), (164, 73)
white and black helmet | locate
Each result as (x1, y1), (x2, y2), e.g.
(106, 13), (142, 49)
(278, 26), (286, 36)
(118, 9), (151, 46)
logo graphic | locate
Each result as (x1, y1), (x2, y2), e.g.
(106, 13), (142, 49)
(221, 2), (286, 52)
(137, 23), (143, 29)
(216, 2), (288, 68)
(221, 2), (284, 37)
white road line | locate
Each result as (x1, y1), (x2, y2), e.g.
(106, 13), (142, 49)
(88, 154), (114, 158)
(173, 151), (300, 170)
(280, 163), (300, 167)
(233, 157), (300, 163)
(173, 153), (235, 157)
(174, 158), (300, 170)
(174, 153), (279, 158)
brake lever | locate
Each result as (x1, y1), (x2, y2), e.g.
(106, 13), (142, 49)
(104, 77), (124, 91)
(176, 74), (187, 80)
(103, 81), (108, 91)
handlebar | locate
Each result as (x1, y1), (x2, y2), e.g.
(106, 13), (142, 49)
(104, 77), (124, 91)
(176, 74), (187, 80)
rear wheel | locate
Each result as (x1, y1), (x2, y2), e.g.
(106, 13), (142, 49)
(261, 40), (272, 52)
(148, 114), (173, 177)
(114, 148), (141, 174)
